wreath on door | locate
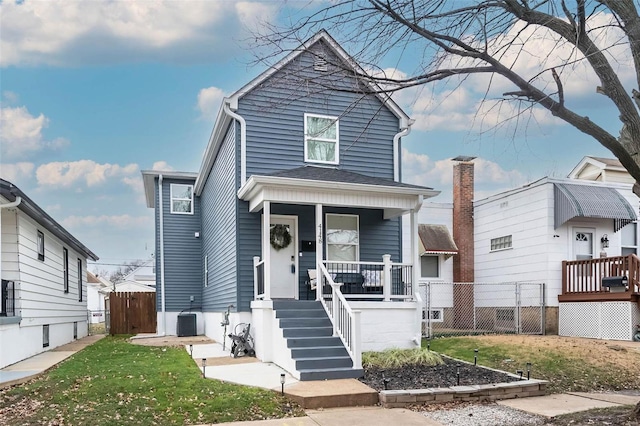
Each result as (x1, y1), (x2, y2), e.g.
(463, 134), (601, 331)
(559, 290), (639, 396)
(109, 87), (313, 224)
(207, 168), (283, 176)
(270, 224), (292, 251)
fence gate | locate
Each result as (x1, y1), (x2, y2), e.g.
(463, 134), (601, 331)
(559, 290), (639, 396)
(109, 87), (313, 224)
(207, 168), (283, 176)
(109, 292), (156, 335)
(419, 282), (545, 338)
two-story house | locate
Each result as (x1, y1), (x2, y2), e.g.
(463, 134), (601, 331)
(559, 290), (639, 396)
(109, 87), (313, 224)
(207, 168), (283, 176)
(142, 30), (439, 380)
(1, 178), (98, 369)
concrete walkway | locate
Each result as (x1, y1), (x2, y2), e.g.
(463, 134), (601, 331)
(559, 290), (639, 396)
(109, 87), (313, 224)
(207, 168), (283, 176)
(498, 391), (640, 417)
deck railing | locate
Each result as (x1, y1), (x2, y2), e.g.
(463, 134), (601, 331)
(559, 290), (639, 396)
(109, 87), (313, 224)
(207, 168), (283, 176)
(560, 254), (640, 302)
(318, 263), (362, 370)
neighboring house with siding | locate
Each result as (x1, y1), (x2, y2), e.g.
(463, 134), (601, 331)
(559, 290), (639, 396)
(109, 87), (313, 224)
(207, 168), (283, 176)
(123, 258), (156, 287)
(142, 30), (439, 380)
(0, 178), (98, 369)
(405, 156), (640, 341)
(87, 271), (110, 324)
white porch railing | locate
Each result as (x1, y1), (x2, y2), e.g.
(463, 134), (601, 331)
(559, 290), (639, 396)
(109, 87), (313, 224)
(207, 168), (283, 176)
(318, 263), (362, 370)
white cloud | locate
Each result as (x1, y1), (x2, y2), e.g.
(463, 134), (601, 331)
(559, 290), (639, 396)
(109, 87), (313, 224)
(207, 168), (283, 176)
(0, 106), (69, 160)
(2, 91), (19, 104)
(151, 161), (174, 171)
(0, 1), (279, 67)
(36, 160), (139, 188)
(402, 149), (525, 188)
(197, 86), (227, 119)
(0, 162), (35, 182)
(61, 214), (151, 229)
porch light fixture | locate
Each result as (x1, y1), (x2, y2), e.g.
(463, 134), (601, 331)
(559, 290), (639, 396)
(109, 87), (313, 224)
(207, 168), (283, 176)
(280, 373), (285, 395)
(601, 234), (610, 248)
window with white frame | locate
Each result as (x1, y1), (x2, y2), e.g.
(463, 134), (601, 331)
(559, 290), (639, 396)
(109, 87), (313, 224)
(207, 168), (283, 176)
(170, 184), (194, 214)
(304, 113), (339, 165)
(420, 255), (440, 278)
(63, 248), (69, 293)
(622, 223), (638, 255)
(490, 235), (512, 251)
(77, 258), (83, 302)
(326, 214), (359, 262)
(204, 255), (208, 287)
(37, 230), (45, 261)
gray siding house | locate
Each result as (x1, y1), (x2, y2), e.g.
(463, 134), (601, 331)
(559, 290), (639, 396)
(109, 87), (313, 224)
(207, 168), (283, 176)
(142, 31), (439, 380)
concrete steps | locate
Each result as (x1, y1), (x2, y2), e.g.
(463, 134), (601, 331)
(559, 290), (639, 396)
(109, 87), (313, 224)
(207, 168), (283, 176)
(273, 300), (364, 382)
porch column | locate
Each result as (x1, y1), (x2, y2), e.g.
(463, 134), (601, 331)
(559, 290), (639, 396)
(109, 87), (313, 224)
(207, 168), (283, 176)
(410, 208), (419, 298)
(315, 203), (323, 301)
(262, 201), (271, 300)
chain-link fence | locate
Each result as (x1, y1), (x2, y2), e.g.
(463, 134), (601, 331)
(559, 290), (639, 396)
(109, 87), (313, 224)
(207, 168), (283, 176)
(419, 282), (545, 338)
(87, 310), (107, 335)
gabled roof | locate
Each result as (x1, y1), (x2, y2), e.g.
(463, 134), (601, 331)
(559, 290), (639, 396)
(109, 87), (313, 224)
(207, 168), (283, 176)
(194, 30), (411, 195)
(141, 170), (198, 208)
(418, 224), (458, 255)
(100, 280), (155, 294)
(0, 178), (98, 261)
(568, 156), (627, 180)
(87, 271), (112, 288)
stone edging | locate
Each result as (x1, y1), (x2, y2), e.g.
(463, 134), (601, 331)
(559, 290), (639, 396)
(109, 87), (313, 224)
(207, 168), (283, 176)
(378, 355), (548, 408)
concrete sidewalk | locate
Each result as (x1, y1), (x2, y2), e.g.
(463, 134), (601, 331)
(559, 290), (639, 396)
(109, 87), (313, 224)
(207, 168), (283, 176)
(0, 334), (104, 388)
(498, 391), (640, 417)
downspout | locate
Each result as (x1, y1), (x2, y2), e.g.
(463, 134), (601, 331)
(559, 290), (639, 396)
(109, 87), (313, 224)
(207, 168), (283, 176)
(223, 101), (247, 186)
(0, 197), (22, 210)
(393, 119), (415, 182)
(0, 197), (22, 301)
(158, 175), (166, 336)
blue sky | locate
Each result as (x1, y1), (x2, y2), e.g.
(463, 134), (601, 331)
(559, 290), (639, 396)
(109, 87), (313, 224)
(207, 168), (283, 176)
(0, 1), (618, 272)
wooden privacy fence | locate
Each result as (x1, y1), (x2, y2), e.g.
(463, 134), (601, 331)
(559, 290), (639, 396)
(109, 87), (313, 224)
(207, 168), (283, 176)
(109, 292), (156, 335)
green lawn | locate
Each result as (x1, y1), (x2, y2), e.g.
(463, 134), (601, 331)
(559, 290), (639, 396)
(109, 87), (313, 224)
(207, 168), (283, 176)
(426, 336), (640, 394)
(0, 336), (303, 425)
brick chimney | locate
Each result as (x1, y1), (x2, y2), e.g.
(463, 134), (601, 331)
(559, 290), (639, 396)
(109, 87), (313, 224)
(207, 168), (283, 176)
(452, 159), (475, 282)
(452, 157), (475, 328)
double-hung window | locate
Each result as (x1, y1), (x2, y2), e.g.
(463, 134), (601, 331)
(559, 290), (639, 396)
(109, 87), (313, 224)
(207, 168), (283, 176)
(304, 113), (339, 165)
(326, 214), (359, 262)
(77, 258), (83, 302)
(170, 184), (194, 214)
(63, 248), (69, 293)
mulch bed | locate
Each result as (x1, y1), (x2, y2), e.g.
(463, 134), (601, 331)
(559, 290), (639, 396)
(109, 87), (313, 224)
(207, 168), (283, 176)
(359, 358), (520, 391)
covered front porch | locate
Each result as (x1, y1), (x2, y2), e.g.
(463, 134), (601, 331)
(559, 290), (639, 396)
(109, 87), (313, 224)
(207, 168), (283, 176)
(238, 166), (438, 379)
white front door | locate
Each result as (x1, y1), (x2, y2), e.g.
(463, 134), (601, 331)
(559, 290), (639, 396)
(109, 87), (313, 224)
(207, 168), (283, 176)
(268, 215), (298, 299)
(573, 228), (594, 260)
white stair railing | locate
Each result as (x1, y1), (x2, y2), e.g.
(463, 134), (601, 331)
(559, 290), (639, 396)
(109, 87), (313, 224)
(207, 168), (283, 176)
(318, 263), (362, 370)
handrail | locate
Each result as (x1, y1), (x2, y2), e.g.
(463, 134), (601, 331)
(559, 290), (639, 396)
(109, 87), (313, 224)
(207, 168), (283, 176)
(318, 263), (362, 370)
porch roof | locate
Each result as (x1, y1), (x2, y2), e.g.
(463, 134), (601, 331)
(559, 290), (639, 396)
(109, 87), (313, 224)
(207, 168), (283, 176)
(554, 183), (637, 231)
(418, 224), (458, 255)
(238, 166), (439, 218)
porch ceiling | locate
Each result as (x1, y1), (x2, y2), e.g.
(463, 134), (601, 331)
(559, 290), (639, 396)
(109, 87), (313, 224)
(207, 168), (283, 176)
(237, 168), (439, 218)
(554, 183), (637, 231)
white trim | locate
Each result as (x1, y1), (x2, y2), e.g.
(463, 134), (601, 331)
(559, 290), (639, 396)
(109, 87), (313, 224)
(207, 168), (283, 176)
(572, 227), (596, 260)
(223, 102), (247, 186)
(304, 113), (339, 165)
(325, 213), (359, 262)
(141, 170), (197, 208)
(169, 184), (194, 215)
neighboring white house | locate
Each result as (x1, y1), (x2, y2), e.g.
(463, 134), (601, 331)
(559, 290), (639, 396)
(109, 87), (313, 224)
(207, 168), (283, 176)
(101, 280), (156, 294)
(87, 271), (111, 324)
(0, 178), (99, 369)
(405, 156), (640, 340)
(123, 258), (156, 287)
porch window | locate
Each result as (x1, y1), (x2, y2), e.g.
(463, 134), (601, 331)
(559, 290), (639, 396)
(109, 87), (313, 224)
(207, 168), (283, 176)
(1, 280), (15, 317)
(326, 214), (359, 262)
(420, 255), (440, 278)
(63, 248), (69, 293)
(622, 223), (637, 255)
(304, 113), (339, 165)
(170, 184), (194, 214)
(37, 230), (45, 261)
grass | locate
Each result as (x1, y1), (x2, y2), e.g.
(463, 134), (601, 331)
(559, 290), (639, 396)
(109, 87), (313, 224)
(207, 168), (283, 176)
(426, 337), (640, 394)
(0, 336), (304, 425)
(362, 347), (443, 369)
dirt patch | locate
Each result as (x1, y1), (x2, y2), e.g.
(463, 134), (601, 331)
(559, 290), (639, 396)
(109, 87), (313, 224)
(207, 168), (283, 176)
(129, 335), (215, 347)
(465, 335), (640, 371)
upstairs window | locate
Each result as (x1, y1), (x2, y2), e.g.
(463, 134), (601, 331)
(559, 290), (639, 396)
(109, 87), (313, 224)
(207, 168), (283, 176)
(37, 230), (45, 261)
(304, 114), (339, 165)
(170, 184), (194, 214)
(77, 258), (83, 302)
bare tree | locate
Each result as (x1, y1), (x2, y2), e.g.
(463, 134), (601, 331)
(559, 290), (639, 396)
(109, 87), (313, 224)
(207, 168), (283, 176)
(254, 0), (640, 189)
(109, 260), (146, 284)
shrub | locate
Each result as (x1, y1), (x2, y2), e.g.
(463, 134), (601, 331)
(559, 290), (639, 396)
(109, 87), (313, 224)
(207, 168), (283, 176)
(363, 348), (444, 368)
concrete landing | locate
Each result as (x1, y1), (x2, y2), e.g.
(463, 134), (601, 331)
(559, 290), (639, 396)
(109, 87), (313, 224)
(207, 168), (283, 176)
(285, 379), (379, 409)
(498, 392), (639, 417)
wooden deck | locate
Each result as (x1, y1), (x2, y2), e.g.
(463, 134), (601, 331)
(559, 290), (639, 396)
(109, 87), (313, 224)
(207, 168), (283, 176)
(559, 254), (640, 303)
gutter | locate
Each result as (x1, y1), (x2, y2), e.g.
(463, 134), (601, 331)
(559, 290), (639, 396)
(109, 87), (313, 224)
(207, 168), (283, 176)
(223, 100), (247, 186)
(159, 174), (166, 336)
(393, 119), (415, 182)
(0, 197), (22, 210)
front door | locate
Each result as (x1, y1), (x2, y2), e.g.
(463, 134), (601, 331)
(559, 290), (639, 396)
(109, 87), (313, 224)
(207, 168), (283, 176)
(268, 215), (298, 299)
(573, 228), (594, 261)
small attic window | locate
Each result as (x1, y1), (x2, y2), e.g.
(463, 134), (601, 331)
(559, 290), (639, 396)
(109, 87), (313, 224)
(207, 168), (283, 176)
(314, 54), (328, 72)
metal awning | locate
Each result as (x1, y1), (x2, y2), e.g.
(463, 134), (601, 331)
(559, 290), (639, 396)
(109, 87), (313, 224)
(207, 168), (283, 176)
(418, 224), (458, 257)
(554, 183), (637, 231)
